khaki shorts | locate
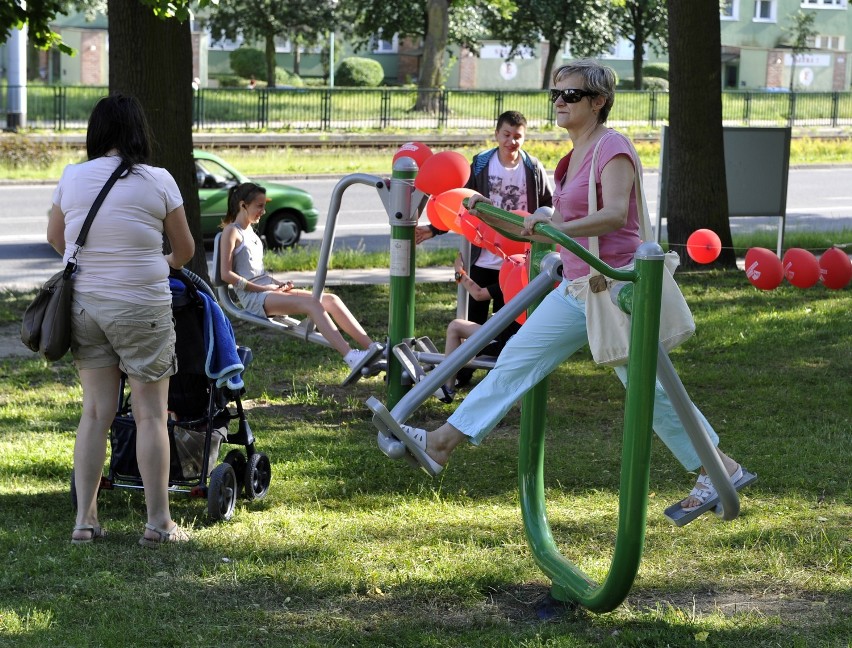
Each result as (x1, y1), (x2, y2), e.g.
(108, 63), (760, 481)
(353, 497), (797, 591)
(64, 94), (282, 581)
(71, 293), (177, 383)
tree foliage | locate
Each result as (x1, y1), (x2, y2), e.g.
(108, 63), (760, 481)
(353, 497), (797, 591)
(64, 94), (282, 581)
(339, 0), (506, 101)
(0, 1), (81, 53)
(339, 0), (500, 52)
(482, 0), (615, 89)
(206, 0), (335, 84)
(608, 0), (667, 90)
(784, 10), (818, 92)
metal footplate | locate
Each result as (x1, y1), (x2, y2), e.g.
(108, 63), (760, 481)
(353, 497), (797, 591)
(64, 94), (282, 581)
(392, 342), (426, 384)
(366, 396), (419, 468)
(664, 470), (758, 527)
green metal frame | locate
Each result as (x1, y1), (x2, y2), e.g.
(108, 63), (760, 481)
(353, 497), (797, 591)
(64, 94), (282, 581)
(471, 203), (665, 613)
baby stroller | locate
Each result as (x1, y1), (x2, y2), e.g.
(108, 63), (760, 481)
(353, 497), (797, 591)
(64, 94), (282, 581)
(71, 269), (271, 521)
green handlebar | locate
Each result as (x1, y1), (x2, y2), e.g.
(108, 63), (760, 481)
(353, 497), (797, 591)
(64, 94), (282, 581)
(463, 201), (637, 283)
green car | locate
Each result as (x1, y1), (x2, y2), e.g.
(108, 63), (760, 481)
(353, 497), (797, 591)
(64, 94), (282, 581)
(194, 150), (319, 249)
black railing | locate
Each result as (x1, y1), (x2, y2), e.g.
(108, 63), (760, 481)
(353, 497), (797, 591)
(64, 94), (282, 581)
(4, 85), (852, 131)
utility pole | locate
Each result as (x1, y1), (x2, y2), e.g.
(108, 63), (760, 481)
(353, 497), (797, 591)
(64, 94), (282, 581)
(6, 23), (27, 131)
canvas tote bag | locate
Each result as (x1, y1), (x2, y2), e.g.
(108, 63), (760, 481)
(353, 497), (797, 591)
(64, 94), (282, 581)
(579, 132), (695, 367)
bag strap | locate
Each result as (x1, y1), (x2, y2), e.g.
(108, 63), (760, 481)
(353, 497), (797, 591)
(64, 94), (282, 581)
(587, 131), (651, 275)
(65, 160), (130, 277)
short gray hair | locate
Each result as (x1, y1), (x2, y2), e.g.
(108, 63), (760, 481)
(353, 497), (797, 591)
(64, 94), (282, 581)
(551, 59), (616, 124)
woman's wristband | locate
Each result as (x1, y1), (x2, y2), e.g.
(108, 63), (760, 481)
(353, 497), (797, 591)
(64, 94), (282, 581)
(454, 270), (467, 284)
(236, 276), (248, 291)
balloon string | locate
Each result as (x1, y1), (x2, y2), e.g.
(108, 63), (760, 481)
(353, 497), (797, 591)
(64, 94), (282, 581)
(668, 242), (852, 253)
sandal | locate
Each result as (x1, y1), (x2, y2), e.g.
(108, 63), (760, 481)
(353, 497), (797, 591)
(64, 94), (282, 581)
(70, 524), (106, 545)
(138, 523), (190, 548)
(395, 424), (444, 477)
(680, 465), (744, 512)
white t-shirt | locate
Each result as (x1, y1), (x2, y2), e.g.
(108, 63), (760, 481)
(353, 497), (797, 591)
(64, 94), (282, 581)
(476, 155), (529, 270)
(52, 156), (184, 306)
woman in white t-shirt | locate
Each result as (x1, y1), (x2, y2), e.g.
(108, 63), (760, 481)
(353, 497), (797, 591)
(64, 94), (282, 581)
(218, 182), (382, 378)
(47, 94), (195, 547)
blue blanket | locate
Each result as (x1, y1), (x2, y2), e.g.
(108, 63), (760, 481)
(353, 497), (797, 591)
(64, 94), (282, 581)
(170, 278), (244, 390)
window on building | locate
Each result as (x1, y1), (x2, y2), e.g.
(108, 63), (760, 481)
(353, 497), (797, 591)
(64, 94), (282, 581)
(372, 32), (398, 54)
(753, 0), (777, 21)
(721, 0), (740, 19)
(807, 34), (846, 49)
(801, 0), (846, 8)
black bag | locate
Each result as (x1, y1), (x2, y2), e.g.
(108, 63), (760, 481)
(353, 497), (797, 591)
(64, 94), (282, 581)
(20, 161), (129, 360)
(21, 265), (76, 361)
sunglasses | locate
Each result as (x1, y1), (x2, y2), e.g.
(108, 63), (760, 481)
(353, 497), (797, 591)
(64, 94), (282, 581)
(549, 88), (597, 104)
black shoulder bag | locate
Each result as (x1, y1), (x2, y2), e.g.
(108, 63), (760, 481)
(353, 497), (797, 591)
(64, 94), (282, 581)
(21, 160), (130, 360)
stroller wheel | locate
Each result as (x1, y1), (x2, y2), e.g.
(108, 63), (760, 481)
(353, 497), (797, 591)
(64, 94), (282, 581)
(207, 463), (238, 521)
(244, 452), (271, 501)
(222, 450), (247, 487)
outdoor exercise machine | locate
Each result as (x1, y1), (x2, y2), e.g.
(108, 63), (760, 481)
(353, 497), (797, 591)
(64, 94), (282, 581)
(367, 203), (752, 613)
(211, 158), (430, 386)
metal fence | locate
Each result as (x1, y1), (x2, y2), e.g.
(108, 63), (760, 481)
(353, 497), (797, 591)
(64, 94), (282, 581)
(4, 85), (852, 131)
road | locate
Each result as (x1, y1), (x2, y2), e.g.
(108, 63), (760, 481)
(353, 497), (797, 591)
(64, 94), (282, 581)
(1, 167), (850, 290)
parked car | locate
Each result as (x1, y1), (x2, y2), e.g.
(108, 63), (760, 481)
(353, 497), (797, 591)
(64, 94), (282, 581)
(194, 150), (319, 249)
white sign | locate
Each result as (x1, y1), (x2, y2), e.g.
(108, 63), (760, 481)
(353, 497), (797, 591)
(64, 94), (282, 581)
(798, 67), (814, 86)
(390, 239), (411, 277)
(500, 62), (518, 80)
(480, 44), (534, 60)
(784, 53), (831, 67)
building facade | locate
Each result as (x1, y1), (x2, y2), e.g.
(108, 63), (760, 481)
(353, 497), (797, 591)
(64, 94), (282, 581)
(6, 2), (851, 92)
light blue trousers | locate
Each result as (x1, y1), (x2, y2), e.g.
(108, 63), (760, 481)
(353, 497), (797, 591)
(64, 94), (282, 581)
(447, 280), (718, 471)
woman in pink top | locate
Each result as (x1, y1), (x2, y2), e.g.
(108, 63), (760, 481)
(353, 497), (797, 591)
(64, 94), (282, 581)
(388, 60), (749, 515)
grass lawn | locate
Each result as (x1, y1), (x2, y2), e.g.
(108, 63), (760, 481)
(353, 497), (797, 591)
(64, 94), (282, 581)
(0, 270), (849, 647)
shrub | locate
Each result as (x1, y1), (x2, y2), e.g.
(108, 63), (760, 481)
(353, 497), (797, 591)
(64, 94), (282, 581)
(230, 47), (266, 79)
(275, 68), (304, 87)
(643, 76), (669, 91)
(618, 77), (669, 91)
(643, 63), (669, 81)
(213, 74), (245, 88)
(334, 57), (384, 87)
(0, 135), (55, 169)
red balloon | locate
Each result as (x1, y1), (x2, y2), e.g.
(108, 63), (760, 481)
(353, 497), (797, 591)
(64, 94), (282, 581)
(431, 188), (476, 234)
(782, 248), (821, 289)
(818, 247), (852, 290)
(414, 151), (471, 195)
(499, 254), (529, 324)
(744, 247), (783, 291)
(458, 212), (484, 246)
(686, 229), (722, 264)
(393, 141), (433, 168)
(493, 232), (529, 257)
(424, 196), (446, 231)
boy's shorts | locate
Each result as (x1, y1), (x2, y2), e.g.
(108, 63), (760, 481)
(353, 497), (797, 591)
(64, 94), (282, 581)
(71, 293), (177, 383)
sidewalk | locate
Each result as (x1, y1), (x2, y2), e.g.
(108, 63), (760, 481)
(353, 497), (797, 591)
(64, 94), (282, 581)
(263, 266), (453, 287)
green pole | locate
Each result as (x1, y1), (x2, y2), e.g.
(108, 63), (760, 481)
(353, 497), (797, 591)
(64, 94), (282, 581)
(386, 157), (418, 409)
(468, 203), (666, 612)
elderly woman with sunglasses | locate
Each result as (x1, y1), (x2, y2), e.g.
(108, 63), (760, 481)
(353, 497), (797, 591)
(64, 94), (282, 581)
(387, 59), (750, 516)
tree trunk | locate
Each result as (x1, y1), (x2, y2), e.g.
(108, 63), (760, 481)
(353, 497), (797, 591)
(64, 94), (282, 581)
(293, 42), (301, 76)
(542, 40), (560, 90)
(666, 0), (735, 269)
(632, 14), (645, 90)
(107, 0), (207, 279)
(632, 39), (645, 90)
(414, 0), (448, 112)
(265, 34), (276, 86)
